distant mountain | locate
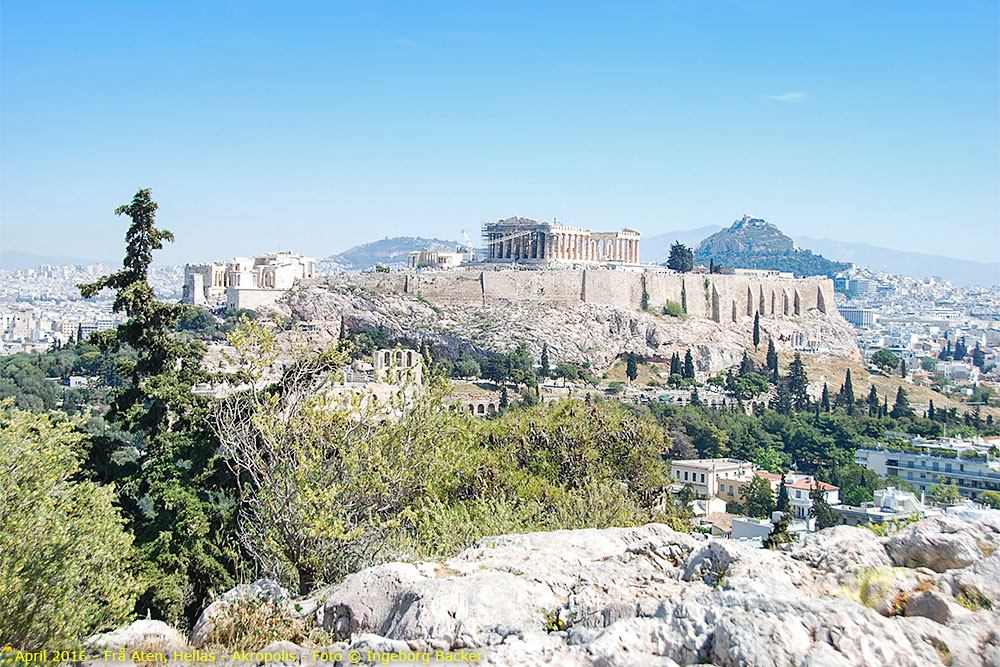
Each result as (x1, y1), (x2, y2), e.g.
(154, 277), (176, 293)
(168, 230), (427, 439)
(318, 237), (461, 272)
(0, 250), (112, 271)
(792, 236), (1000, 287)
(694, 216), (849, 278)
(641, 225), (723, 263)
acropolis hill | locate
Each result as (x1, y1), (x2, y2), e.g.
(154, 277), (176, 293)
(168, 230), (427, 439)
(285, 268), (860, 373)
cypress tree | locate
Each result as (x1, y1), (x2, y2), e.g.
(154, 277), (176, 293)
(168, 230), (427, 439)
(776, 475), (790, 511)
(766, 339), (779, 382)
(842, 369), (855, 414)
(899, 359), (906, 378)
(821, 383), (830, 412)
(787, 353), (809, 412)
(740, 351), (754, 376)
(867, 384), (879, 417)
(753, 312), (760, 349)
(890, 386), (913, 419)
(683, 350), (695, 379)
(928, 399), (935, 422)
(670, 352), (681, 377)
(540, 343), (550, 377)
(626, 352), (638, 382)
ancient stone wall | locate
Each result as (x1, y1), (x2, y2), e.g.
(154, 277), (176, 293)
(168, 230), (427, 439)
(337, 269), (838, 325)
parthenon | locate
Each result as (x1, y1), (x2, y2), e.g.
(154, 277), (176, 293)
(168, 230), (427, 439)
(483, 217), (641, 265)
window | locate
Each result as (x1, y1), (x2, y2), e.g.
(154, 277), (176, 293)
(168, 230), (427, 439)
(795, 490), (801, 499)
(684, 472), (689, 481)
(700, 474), (705, 483)
(729, 485), (734, 495)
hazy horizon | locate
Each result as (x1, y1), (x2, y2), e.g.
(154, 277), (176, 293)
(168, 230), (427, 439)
(2, 2), (998, 265)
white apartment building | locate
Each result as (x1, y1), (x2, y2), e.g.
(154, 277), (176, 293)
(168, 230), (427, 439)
(670, 458), (755, 498)
(856, 440), (1000, 501)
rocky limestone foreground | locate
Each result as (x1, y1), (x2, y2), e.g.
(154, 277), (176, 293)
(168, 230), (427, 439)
(87, 516), (1000, 666)
(276, 281), (860, 373)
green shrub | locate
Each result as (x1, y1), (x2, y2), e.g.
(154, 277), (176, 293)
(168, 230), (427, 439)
(0, 402), (138, 649)
(663, 300), (684, 318)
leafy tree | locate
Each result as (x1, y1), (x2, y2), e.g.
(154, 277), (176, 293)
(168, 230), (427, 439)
(981, 491), (1000, 509)
(667, 241), (694, 273)
(608, 381), (625, 394)
(734, 372), (769, 401)
(540, 343), (550, 377)
(753, 312), (760, 349)
(683, 350), (695, 379)
(0, 403), (137, 649)
(554, 363), (579, 381)
(743, 475), (775, 518)
(929, 477), (962, 504)
(871, 348), (900, 373)
(776, 476), (790, 511)
(890, 386), (913, 419)
(453, 354), (481, 378)
(754, 446), (785, 474)
(481, 352), (510, 384)
(787, 353), (809, 412)
(78, 189), (236, 624)
(626, 353), (638, 382)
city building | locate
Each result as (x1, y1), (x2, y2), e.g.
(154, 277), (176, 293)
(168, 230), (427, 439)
(838, 307), (878, 327)
(833, 487), (926, 526)
(482, 217), (641, 265)
(786, 476), (840, 519)
(182, 252), (315, 310)
(670, 458), (755, 498)
(855, 438), (1000, 501)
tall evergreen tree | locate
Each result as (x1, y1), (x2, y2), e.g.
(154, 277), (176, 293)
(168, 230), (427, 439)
(78, 188), (235, 625)
(953, 337), (967, 360)
(626, 352), (638, 382)
(540, 343), (550, 378)
(972, 343), (985, 369)
(739, 351), (754, 376)
(821, 383), (831, 412)
(776, 475), (790, 511)
(766, 339), (779, 383)
(752, 313), (760, 349)
(899, 359), (906, 378)
(809, 485), (839, 529)
(890, 386), (913, 419)
(683, 350), (695, 379)
(867, 384), (879, 417)
(928, 399), (936, 421)
(841, 369), (855, 414)
(787, 352), (809, 412)
(771, 382), (792, 415)
(670, 352), (681, 377)
(882, 397), (889, 418)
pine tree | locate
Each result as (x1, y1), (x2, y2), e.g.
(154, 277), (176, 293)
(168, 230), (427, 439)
(753, 312), (760, 349)
(670, 352), (681, 377)
(953, 337), (968, 360)
(882, 397), (888, 418)
(690, 388), (701, 406)
(667, 241), (694, 273)
(683, 350), (695, 379)
(740, 351), (754, 376)
(766, 339), (778, 383)
(928, 399), (935, 422)
(540, 343), (550, 378)
(787, 352), (809, 412)
(771, 383), (792, 415)
(821, 383), (830, 412)
(809, 485), (839, 529)
(763, 512), (796, 549)
(626, 352), (638, 382)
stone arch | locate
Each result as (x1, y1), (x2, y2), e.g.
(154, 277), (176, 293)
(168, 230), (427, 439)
(487, 403), (496, 415)
(793, 291), (801, 316)
(477, 403), (485, 415)
(468, 404), (475, 414)
(407, 350), (414, 365)
(384, 351), (391, 365)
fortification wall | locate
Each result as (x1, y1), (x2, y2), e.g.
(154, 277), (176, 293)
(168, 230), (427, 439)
(338, 269), (837, 325)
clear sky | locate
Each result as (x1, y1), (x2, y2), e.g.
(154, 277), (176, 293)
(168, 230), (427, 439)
(2, 1), (998, 265)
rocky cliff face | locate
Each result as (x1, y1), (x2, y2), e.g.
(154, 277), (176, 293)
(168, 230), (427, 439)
(87, 516), (1000, 666)
(279, 281), (860, 372)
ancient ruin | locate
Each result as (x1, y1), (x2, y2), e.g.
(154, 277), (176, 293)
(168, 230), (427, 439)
(482, 217), (641, 265)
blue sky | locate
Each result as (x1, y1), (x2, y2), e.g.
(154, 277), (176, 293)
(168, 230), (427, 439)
(1, 1), (998, 265)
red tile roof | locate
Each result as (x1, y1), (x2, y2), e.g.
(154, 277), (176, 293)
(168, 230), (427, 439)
(754, 471), (783, 481)
(788, 478), (838, 492)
